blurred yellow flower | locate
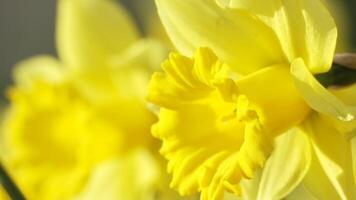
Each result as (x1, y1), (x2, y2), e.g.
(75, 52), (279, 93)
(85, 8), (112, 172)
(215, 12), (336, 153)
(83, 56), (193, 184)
(147, 0), (356, 199)
(0, 186), (9, 200)
(0, 0), (187, 199)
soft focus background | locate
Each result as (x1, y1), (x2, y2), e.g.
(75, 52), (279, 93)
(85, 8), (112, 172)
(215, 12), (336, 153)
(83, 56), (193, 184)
(0, 0), (355, 101)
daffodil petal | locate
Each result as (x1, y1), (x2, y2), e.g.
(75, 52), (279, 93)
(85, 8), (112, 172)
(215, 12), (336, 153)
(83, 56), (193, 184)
(228, 0), (337, 73)
(0, 185), (10, 200)
(291, 58), (356, 122)
(12, 56), (63, 90)
(234, 128), (311, 200)
(237, 170), (261, 200)
(352, 137), (356, 184)
(330, 84), (356, 107)
(256, 128), (312, 200)
(72, 39), (165, 104)
(303, 113), (356, 199)
(352, 137), (356, 189)
(325, 84), (356, 139)
(223, 192), (242, 200)
(74, 150), (160, 200)
(155, 0), (285, 75)
(302, 151), (344, 200)
(285, 184), (317, 200)
(57, 0), (139, 69)
(110, 39), (169, 72)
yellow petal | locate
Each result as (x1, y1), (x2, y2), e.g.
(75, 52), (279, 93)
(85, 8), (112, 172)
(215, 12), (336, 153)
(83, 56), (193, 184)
(57, 0), (139, 69)
(352, 137), (356, 184)
(236, 128), (312, 200)
(256, 128), (311, 200)
(228, 0), (337, 73)
(325, 84), (356, 139)
(301, 152), (342, 200)
(234, 172), (260, 200)
(291, 58), (356, 122)
(12, 56), (63, 90)
(285, 184), (318, 200)
(155, 0), (286, 75)
(110, 39), (169, 72)
(330, 84), (356, 107)
(223, 192), (243, 200)
(74, 39), (167, 104)
(69, 70), (157, 153)
(303, 113), (356, 199)
(74, 150), (160, 200)
(0, 187), (10, 200)
(68, 41), (159, 149)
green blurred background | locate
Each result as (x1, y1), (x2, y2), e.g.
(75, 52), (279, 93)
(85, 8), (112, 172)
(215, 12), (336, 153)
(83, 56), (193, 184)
(0, 0), (355, 101)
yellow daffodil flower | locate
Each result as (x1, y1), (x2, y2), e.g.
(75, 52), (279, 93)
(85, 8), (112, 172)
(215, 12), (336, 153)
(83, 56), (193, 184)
(147, 0), (356, 199)
(0, 0), (188, 199)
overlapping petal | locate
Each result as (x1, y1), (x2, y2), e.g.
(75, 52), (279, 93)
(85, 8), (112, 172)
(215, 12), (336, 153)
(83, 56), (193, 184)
(291, 58), (356, 122)
(12, 56), (64, 90)
(74, 150), (160, 200)
(72, 39), (167, 104)
(57, 0), (139, 69)
(352, 138), (356, 184)
(225, 0), (337, 73)
(235, 128), (311, 200)
(302, 113), (356, 199)
(285, 184), (318, 200)
(255, 128), (311, 200)
(155, 0), (286, 75)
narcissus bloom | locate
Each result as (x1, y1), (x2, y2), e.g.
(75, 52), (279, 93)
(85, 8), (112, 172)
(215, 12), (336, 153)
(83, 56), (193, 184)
(147, 0), (356, 199)
(0, 0), (186, 199)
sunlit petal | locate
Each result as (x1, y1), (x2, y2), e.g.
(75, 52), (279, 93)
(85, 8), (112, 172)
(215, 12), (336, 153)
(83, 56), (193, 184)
(227, 0), (337, 73)
(256, 128), (311, 200)
(291, 58), (356, 122)
(74, 150), (160, 200)
(303, 113), (356, 199)
(155, 0), (285, 75)
(12, 56), (63, 90)
(57, 0), (139, 69)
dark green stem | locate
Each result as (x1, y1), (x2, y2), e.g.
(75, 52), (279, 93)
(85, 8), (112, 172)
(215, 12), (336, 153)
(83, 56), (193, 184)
(0, 164), (25, 200)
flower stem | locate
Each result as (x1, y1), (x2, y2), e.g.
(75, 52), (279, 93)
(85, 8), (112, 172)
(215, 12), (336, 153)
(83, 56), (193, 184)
(0, 164), (25, 200)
